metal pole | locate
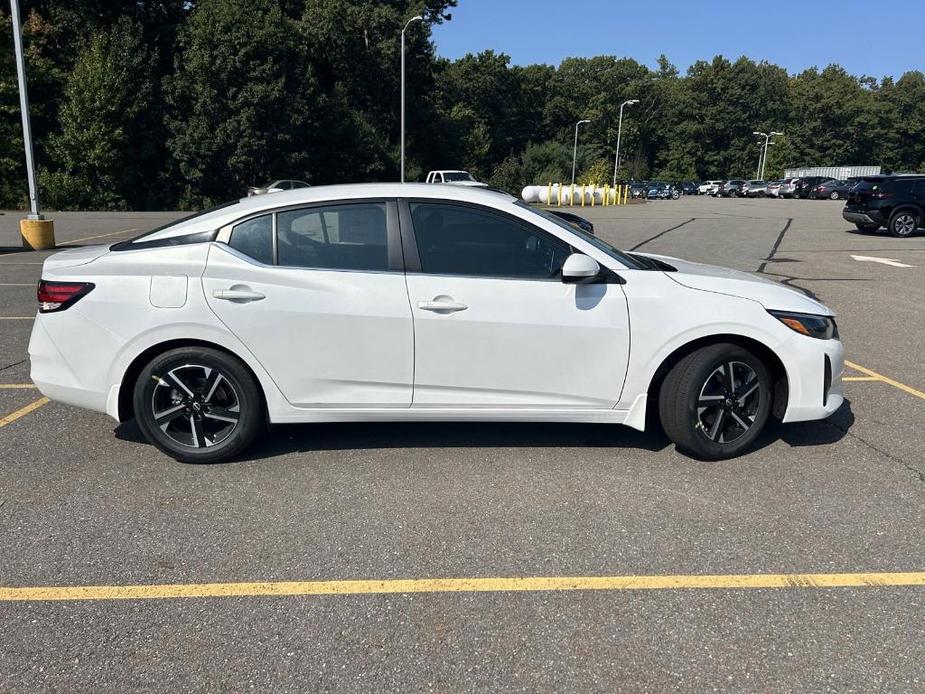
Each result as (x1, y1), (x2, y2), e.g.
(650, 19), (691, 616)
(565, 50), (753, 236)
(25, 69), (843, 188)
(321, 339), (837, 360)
(400, 15), (422, 183)
(612, 99), (637, 188)
(571, 119), (589, 185)
(10, 0), (41, 219)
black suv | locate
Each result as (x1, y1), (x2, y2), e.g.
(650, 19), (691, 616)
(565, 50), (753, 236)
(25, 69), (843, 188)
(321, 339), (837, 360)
(793, 176), (835, 199)
(843, 175), (925, 237)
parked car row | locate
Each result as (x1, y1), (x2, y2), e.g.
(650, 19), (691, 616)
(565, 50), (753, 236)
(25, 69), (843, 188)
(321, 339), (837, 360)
(698, 176), (861, 200)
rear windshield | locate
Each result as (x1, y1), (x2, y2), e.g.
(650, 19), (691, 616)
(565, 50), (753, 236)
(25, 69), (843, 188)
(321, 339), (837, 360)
(110, 200), (238, 250)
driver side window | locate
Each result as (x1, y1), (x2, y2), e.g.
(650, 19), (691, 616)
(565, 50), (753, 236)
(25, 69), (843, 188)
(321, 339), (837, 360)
(409, 203), (571, 280)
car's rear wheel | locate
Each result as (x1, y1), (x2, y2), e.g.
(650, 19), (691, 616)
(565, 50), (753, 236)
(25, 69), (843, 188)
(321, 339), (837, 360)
(658, 343), (772, 460)
(133, 347), (264, 463)
(888, 210), (918, 237)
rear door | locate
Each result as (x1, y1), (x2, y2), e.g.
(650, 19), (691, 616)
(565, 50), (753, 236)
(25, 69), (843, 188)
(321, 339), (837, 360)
(203, 200), (414, 408)
(402, 200), (630, 408)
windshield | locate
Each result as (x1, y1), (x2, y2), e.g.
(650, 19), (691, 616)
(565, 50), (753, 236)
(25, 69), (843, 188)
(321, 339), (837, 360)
(443, 172), (474, 182)
(515, 201), (645, 270)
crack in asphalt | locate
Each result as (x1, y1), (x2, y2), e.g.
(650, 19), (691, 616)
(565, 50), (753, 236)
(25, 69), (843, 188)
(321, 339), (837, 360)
(629, 218), (696, 251)
(823, 418), (925, 484)
(0, 357), (27, 373)
(754, 218), (827, 301)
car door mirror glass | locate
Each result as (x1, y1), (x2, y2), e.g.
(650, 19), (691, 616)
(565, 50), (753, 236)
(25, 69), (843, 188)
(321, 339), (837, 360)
(561, 253), (601, 283)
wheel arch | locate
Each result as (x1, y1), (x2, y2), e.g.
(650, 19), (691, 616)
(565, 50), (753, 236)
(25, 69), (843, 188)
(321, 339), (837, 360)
(645, 333), (789, 421)
(117, 338), (267, 422)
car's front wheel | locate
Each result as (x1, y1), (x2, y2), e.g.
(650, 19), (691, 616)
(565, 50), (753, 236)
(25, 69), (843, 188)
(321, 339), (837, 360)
(658, 343), (772, 460)
(829, 191), (840, 200)
(133, 347), (264, 463)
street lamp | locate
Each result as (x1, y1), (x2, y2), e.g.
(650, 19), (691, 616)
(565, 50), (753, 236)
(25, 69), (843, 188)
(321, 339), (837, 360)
(753, 130), (782, 180)
(9, 0), (54, 250)
(571, 119), (590, 185)
(612, 99), (638, 187)
(10, 0), (39, 219)
(400, 15), (423, 183)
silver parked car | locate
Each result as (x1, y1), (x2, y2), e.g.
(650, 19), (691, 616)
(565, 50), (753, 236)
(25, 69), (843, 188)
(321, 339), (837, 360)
(742, 180), (769, 198)
(247, 179), (311, 196)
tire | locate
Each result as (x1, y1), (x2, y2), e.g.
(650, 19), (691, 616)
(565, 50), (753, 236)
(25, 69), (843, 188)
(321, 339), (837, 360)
(854, 223), (879, 233)
(829, 191), (840, 200)
(133, 346), (265, 463)
(658, 343), (772, 460)
(888, 209), (919, 237)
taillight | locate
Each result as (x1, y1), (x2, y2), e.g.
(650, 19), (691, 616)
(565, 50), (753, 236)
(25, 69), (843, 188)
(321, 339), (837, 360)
(871, 190), (893, 199)
(37, 280), (95, 313)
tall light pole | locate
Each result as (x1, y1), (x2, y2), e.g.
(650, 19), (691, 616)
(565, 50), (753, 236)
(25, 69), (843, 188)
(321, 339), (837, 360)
(612, 99), (638, 187)
(753, 130), (782, 180)
(762, 131), (781, 179)
(400, 15), (423, 183)
(571, 119), (590, 185)
(10, 0), (40, 219)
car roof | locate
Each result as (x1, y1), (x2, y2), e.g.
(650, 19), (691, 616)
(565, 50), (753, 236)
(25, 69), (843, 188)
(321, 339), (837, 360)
(131, 183), (517, 242)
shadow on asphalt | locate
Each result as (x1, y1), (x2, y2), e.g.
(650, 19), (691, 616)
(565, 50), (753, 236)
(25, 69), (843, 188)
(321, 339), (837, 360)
(115, 401), (854, 464)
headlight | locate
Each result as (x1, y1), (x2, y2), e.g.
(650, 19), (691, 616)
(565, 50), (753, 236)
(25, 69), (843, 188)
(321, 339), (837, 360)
(768, 310), (838, 340)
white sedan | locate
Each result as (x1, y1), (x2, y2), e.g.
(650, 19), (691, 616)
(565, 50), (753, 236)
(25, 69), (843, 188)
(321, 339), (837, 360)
(29, 184), (844, 463)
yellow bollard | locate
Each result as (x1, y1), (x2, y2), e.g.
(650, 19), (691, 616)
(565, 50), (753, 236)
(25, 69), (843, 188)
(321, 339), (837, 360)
(557, 183), (562, 206)
(20, 218), (56, 250)
(603, 184), (609, 207)
(547, 182), (552, 206)
(624, 185), (629, 205)
(590, 184), (595, 207)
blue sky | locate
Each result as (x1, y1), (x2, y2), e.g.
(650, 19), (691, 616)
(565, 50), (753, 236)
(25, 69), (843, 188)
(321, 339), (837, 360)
(431, 1), (923, 79)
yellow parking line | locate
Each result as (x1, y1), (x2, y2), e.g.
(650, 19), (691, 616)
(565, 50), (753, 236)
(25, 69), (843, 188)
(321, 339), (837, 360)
(842, 376), (880, 382)
(846, 360), (925, 401)
(0, 396), (49, 428)
(2, 571), (924, 602)
(67, 227), (138, 245)
(0, 384), (36, 389)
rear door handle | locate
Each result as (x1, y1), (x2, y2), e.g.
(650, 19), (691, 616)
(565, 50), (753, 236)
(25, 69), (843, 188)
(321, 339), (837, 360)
(213, 288), (265, 302)
(417, 299), (468, 313)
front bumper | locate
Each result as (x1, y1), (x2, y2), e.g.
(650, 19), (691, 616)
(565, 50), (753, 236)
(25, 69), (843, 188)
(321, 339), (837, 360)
(781, 336), (845, 423)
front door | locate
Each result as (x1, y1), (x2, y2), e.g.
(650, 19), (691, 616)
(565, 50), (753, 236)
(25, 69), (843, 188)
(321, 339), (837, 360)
(403, 201), (630, 408)
(203, 201), (414, 408)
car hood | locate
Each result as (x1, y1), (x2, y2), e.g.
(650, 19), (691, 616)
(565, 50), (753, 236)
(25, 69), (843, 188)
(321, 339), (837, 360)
(637, 252), (834, 316)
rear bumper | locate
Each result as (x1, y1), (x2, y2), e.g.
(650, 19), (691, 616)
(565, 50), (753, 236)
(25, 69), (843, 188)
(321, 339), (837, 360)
(842, 208), (884, 226)
(28, 313), (114, 416)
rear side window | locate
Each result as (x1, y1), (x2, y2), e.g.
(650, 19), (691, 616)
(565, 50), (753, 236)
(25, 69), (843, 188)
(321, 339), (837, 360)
(229, 215), (273, 265)
(888, 179), (916, 196)
(277, 203), (388, 271)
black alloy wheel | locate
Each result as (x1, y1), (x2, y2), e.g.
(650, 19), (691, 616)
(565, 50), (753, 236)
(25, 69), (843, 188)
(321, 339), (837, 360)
(134, 347), (264, 463)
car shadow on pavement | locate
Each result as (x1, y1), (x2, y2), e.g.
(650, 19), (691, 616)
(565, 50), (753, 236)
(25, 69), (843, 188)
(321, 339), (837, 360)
(115, 419), (672, 461)
(114, 401), (853, 463)
(765, 398), (854, 449)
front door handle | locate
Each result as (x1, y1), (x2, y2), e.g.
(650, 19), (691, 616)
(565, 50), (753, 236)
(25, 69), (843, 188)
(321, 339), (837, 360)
(213, 287), (265, 302)
(417, 298), (468, 313)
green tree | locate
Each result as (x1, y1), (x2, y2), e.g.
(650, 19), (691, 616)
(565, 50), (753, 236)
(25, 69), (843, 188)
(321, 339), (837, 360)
(40, 17), (152, 209)
(166, 0), (319, 207)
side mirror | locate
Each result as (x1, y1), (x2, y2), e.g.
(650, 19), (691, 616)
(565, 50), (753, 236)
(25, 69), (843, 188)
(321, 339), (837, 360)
(561, 253), (601, 283)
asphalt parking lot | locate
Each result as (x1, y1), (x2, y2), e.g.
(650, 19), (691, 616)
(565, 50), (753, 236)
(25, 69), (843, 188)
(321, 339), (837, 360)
(1, 199), (924, 691)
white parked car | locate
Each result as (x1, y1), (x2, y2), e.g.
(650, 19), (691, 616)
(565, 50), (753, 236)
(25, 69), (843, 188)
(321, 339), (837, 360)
(699, 180), (724, 195)
(425, 170), (488, 187)
(29, 184), (844, 463)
